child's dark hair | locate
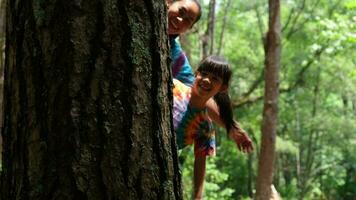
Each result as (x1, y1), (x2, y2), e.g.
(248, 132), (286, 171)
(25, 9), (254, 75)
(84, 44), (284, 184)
(197, 55), (236, 133)
(190, 0), (202, 25)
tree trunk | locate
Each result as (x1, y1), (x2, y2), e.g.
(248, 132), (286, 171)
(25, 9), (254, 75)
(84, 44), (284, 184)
(216, 0), (231, 56)
(255, 0), (281, 199)
(247, 152), (253, 198)
(298, 68), (321, 199)
(1, 1), (182, 200)
(0, 0), (4, 33)
(0, 0), (6, 164)
(202, 0), (216, 58)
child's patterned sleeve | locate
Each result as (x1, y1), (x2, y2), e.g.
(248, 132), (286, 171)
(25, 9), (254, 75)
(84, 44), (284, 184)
(170, 38), (195, 86)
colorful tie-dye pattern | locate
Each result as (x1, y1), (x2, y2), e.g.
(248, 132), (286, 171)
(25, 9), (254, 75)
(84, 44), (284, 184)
(173, 79), (216, 156)
(170, 38), (195, 86)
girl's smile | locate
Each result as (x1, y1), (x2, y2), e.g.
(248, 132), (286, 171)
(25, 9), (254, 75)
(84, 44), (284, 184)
(168, 0), (200, 35)
(192, 71), (226, 99)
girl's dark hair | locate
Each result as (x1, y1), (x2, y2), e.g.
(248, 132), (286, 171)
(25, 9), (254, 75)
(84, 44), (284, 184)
(190, 0), (202, 25)
(197, 55), (236, 133)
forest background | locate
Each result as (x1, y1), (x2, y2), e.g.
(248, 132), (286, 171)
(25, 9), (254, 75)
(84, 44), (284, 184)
(177, 0), (356, 199)
(0, 0), (355, 199)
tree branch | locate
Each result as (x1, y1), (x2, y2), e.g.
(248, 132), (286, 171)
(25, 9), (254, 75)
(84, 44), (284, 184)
(233, 44), (328, 109)
(286, 0), (321, 39)
(242, 68), (264, 98)
(254, 0), (265, 42)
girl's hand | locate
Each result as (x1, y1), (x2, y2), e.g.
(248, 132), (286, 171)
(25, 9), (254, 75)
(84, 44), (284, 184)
(229, 128), (253, 153)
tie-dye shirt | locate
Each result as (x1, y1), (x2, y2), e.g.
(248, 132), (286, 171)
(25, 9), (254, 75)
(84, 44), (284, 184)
(170, 38), (195, 86)
(173, 79), (216, 157)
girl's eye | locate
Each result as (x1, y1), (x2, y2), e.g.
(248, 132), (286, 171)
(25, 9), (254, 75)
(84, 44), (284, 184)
(211, 76), (221, 82)
(200, 72), (208, 76)
(179, 7), (187, 17)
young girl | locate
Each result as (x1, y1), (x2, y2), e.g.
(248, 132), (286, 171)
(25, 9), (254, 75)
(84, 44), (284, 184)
(173, 55), (253, 199)
(167, 0), (252, 152)
(167, 1), (253, 198)
(168, 0), (201, 86)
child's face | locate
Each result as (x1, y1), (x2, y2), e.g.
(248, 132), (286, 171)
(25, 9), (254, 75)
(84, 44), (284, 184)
(168, 0), (200, 35)
(192, 71), (227, 99)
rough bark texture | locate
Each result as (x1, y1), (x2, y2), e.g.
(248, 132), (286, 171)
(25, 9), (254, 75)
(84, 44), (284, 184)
(255, 0), (281, 199)
(0, 0), (5, 164)
(1, 0), (182, 199)
(0, 0), (4, 32)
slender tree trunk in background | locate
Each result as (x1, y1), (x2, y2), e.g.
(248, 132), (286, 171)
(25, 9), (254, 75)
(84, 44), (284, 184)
(208, 0), (215, 56)
(1, 0), (182, 199)
(298, 69), (320, 199)
(291, 97), (302, 192)
(202, 0), (215, 58)
(254, 0), (265, 43)
(273, 154), (279, 188)
(247, 153), (253, 198)
(281, 154), (292, 186)
(216, 0), (231, 56)
(255, 0), (281, 199)
(341, 95), (348, 115)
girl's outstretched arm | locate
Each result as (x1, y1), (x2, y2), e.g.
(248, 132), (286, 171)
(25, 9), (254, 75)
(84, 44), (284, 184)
(206, 98), (225, 127)
(206, 98), (253, 153)
(229, 125), (253, 153)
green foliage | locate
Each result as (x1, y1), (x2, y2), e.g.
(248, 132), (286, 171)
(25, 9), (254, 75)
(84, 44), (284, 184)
(213, 135), (252, 199)
(204, 157), (235, 200)
(276, 136), (298, 155)
(279, 178), (299, 200)
(180, 148), (194, 199)
(181, 0), (356, 199)
(345, 0), (356, 9)
(180, 145), (236, 200)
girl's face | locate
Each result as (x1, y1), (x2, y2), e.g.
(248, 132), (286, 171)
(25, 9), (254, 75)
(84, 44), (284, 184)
(168, 0), (200, 35)
(192, 71), (227, 99)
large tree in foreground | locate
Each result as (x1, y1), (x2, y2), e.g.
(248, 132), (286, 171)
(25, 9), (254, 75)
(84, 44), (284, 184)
(255, 0), (281, 199)
(1, 0), (182, 199)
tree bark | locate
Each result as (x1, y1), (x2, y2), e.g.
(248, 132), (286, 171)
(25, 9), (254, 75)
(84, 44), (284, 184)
(0, 0), (6, 165)
(1, 0), (182, 200)
(255, 0), (281, 199)
(247, 152), (253, 198)
(0, 0), (4, 34)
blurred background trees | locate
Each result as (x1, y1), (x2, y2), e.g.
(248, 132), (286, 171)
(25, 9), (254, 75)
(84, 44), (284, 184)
(179, 0), (355, 199)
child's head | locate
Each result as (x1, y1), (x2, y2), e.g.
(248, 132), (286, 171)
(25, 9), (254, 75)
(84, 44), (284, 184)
(197, 55), (232, 86)
(191, 55), (231, 101)
(168, 0), (202, 35)
(197, 55), (236, 133)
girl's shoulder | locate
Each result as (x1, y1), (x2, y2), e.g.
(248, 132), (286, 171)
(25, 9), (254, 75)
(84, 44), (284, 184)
(173, 79), (191, 109)
(173, 79), (191, 94)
